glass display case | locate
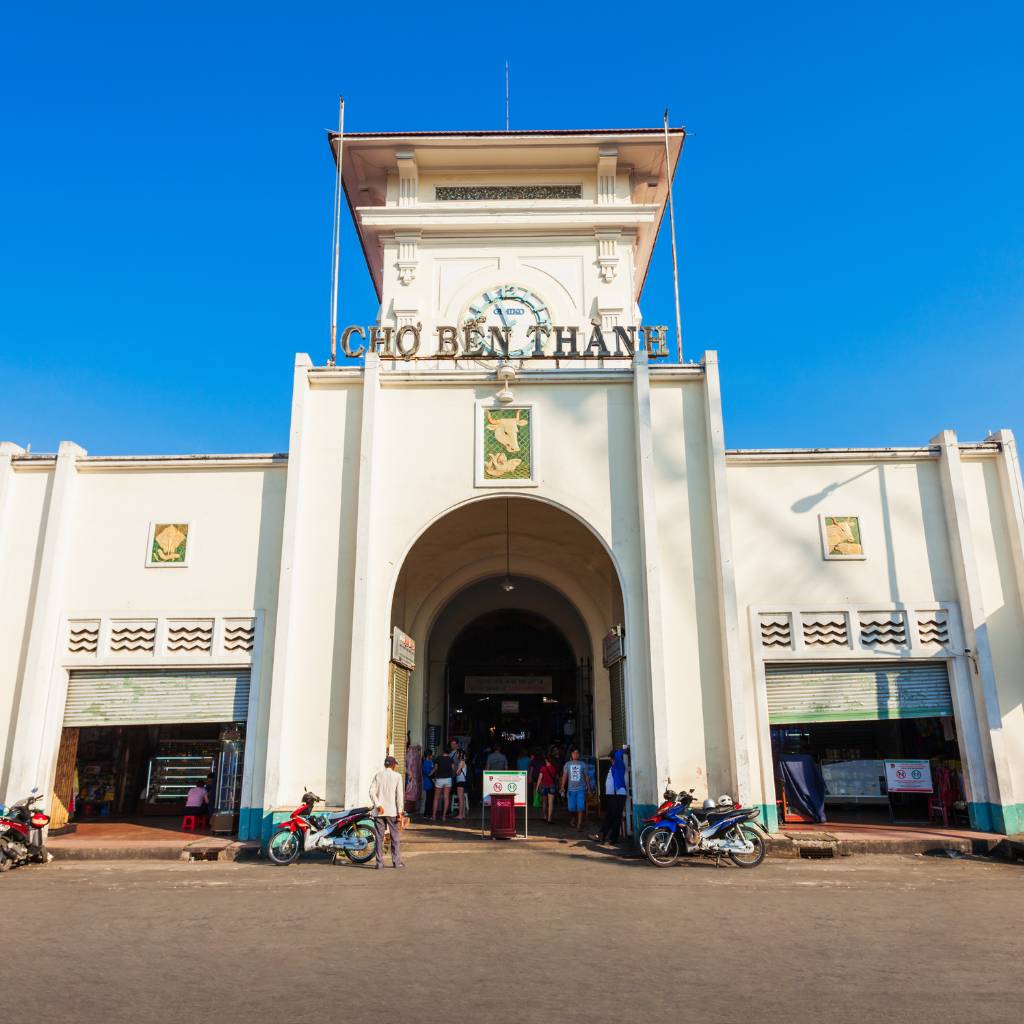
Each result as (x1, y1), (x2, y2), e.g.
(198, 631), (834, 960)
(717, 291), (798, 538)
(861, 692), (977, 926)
(145, 755), (216, 804)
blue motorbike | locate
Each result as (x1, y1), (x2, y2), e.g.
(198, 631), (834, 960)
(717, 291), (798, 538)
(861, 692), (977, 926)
(642, 788), (767, 868)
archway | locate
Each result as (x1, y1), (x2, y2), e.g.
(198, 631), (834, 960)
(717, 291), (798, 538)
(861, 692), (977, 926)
(387, 495), (628, 799)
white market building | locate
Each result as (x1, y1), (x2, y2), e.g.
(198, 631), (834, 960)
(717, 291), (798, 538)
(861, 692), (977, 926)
(2, 126), (1024, 841)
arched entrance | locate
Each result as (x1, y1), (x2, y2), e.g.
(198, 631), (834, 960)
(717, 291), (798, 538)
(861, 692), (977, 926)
(387, 495), (627, 796)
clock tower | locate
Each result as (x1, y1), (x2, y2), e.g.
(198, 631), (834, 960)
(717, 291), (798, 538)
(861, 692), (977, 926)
(335, 127), (684, 362)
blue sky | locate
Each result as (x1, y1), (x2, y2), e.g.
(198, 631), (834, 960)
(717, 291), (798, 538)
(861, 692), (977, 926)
(1, 3), (1021, 454)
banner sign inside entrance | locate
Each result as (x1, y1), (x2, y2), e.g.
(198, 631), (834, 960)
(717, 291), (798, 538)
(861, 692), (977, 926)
(391, 628), (415, 670)
(884, 760), (933, 793)
(501, 700), (519, 714)
(483, 770), (528, 806)
(465, 676), (552, 695)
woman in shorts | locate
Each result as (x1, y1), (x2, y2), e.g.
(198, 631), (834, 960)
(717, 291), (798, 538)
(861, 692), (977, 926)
(536, 754), (559, 824)
(431, 746), (453, 821)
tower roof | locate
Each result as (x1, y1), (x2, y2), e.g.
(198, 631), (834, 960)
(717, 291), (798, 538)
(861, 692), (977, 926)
(329, 127), (685, 301)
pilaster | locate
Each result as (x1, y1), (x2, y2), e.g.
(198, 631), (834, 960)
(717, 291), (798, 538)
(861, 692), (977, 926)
(631, 349), (672, 804)
(4, 441), (85, 803)
(701, 352), (752, 806)
(932, 429), (1016, 830)
(988, 430), (1024, 618)
(343, 351), (383, 807)
(0, 442), (26, 555)
(261, 354), (313, 815)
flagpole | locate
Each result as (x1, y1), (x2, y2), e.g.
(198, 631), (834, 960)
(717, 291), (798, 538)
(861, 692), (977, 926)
(328, 97), (345, 366)
(663, 108), (683, 362)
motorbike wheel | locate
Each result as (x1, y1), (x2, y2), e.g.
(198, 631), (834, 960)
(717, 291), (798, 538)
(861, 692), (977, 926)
(0, 854), (10, 872)
(32, 844), (48, 865)
(267, 830), (301, 866)
(727, 825), (766, 868)
(344, 823), (378, 865)
(645, 828), (680, 867)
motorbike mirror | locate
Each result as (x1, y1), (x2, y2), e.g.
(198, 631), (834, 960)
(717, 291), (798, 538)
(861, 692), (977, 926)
(31, 786), (38, 794)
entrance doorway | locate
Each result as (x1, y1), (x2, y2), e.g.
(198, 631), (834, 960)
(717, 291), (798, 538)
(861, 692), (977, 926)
(446, 608), (592, 775)
(388, 495), (627, 822)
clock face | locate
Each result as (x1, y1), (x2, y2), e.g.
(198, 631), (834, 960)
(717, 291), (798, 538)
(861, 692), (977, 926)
(464, 285), (551, 358)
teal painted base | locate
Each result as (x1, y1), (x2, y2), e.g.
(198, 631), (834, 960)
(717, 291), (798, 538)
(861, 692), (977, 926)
(632, 804), (656, 835)
(968, 802), (1024, 835)
(756, 803), (779, 833)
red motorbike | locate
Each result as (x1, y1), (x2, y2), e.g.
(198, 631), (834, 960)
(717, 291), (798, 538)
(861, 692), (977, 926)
(267, 790), (378, 866)
(0, 788), (51, 871)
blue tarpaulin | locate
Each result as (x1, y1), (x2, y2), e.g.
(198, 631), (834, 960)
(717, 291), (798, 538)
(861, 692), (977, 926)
(779, 754), (827, 823)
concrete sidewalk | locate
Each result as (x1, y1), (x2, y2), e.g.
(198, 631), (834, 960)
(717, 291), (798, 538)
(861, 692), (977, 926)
(46, 813), (1024, 862)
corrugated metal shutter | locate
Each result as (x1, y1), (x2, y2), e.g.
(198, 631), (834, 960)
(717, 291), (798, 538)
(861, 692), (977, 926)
(609, 660), (627, 750)
(64, 670), (250, 726)
(765, 662), (953, 724)
(387, 663), (410, 777)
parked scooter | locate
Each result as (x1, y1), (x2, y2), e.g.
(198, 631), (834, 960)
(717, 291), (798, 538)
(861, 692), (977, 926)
(0, 788), (52, 872)
(267, 790), (378, 866)
(641, 787), (767, 868)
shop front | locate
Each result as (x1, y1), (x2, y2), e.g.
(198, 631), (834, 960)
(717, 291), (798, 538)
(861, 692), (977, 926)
(767, 661), (967, 827)
(50, 670), (249, 833)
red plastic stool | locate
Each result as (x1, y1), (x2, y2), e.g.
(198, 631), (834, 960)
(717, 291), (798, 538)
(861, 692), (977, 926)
(181, 814), (206, 832)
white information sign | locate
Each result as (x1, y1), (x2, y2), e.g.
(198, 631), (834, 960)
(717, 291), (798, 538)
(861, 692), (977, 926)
(482, 770), (528, 806)
(884, 760), (933, 794)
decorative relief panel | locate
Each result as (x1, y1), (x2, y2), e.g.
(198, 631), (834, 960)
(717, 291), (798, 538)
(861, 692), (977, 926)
(802, 613), (850, 648)
(859, 611), (907, 649)
(167, 619), (214, 653)
(224, 619), (256, 653)
(110, 620), (157, 654)
(917, 610), (951, 648)
(67, 620), (99, 655)
(759, 614), (793, 650)
(64, 614), (257, 662)
(435, 184), (582, 201)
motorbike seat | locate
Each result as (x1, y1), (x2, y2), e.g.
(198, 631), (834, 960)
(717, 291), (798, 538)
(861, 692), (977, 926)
(336, 806), (372, 818)
(705, 807), (739, 820)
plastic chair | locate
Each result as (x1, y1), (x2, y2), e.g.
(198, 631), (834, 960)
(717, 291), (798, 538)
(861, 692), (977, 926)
(181, 813), (207, 832)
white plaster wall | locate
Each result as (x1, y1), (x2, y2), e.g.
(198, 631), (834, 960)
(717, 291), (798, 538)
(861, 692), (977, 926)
(962, 457), (1024, 802)
(650, 381), (728, 798)
(0, 468), (51, 792)
(266, 382), (361, 807)
(65, 468), (285, 613)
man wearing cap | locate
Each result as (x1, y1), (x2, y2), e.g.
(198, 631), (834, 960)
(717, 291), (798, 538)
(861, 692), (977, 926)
(368, 755), (405, 869)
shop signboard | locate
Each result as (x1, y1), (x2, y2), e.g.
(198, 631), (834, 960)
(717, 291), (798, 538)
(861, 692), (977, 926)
(482, 770), (528, 806)
(884, 760), (933, 793)
(391, 627), (415, 670)
(602, 629), (624, 668)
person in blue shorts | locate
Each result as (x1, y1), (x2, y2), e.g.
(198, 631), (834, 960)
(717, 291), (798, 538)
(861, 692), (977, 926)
(560, 748), (591, 831)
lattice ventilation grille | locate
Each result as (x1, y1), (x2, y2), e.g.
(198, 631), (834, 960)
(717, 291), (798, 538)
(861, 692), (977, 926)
(435, 184), (582, 201)
(917, 611), (951, 648)
(167, 620), (214, 653)
(67, 621), (99, 655)
(802, 613), (849, 648)
(859, 612), (908, 649)
(109, 621), (157, 653)
(223, 620), (256, 653)
(759, 614), (793, 649)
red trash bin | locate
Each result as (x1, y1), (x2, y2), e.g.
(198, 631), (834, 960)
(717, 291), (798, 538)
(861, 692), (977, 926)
(490, 793), (517, 839)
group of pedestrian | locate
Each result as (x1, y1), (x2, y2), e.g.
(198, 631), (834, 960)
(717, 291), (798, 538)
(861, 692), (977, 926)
(421, 739), (469, 821)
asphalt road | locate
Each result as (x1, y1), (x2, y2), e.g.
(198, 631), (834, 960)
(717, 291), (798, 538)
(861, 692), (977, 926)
(6, 844), (1022, 1024)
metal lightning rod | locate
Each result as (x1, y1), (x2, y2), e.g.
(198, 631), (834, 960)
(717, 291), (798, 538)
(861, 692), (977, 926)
(328, 96), (345, 365)
(663, 108), (683, 361)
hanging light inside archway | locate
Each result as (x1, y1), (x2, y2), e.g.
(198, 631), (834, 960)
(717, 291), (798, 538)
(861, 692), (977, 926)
(501, 497), (515, 592)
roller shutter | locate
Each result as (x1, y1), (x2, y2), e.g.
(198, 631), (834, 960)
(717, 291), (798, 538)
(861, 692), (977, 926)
(64, 670), (250, 726)
(387, 662), (410, 776)
(765, 662), (953, 724)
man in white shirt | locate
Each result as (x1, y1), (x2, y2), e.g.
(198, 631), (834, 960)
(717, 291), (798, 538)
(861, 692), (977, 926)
(368, 755), (405, 869)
